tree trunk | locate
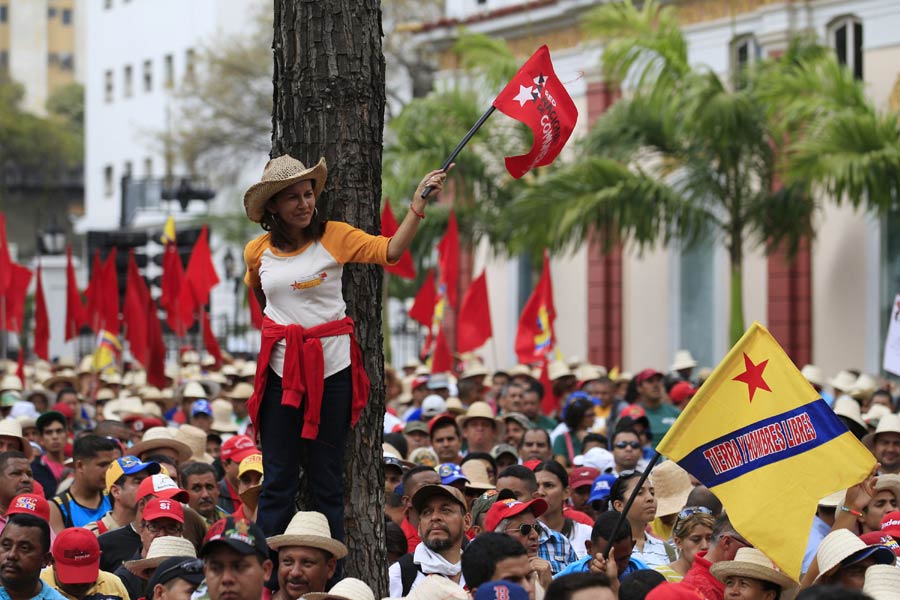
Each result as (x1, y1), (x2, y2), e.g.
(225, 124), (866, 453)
(728, 236), (745, 345)
(272, 1), (387, 595)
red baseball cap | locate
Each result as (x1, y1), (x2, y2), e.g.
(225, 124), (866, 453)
(428, 413), (457, 435)
(669, 381), (698, 405)
(137, 474), (189, 504)
(51, 402), (76, 420)
(635, 369), (663, 385)
(522, 459), (541, 472)
(881, 511), (900, 538)
(52, 528), (100, 585)
(569, 467), (601, 490)
(484, 497), (548, 533)
(860, 531), (900, 557)
(221, 435), (258, 463)
(143, 497), (184, 523)
(619, 404), (647, 419)
(8, 494), (50, 522)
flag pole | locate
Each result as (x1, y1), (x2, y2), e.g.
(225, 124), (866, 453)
(602, 451), (663, 559)
(1, 296), (6, 362)
(421, 106), (497, 200)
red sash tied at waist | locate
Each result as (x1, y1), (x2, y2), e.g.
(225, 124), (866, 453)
(248, 315), (370, 440)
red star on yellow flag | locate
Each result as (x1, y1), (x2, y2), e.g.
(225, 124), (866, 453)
(732, 352), (771, 403)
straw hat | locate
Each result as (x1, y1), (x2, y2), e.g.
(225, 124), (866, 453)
(96, 388), (116, 402)
(863, 564), (900, 600)
(863, 404), (892, 427)
(100, 371), (122, 386)
(829, 370), (858, 393)
(457, 401), (495, 428)
(77, 356), (93, 376)
(243, 155), (327, 222)
(43, 369), (77, 389)
(864, 414), (900, 447)
(238, 362), (257, 379)
(130, 427), (192, 463)
(113, 397), (144, 419)
(459, 364), (488, 381)
(384, 574), (468, 600)
(850, 373), (879, 401)
(461, 460), (495, 492)
(0, 420), (32, 459)
(210, 399), (238, 433)
(800, 364), (824, 388)
(123, 536), (196, 572)
(0, 375), (22, 392)
(175, 425), (214, 464)
(833, 396), (866, 432)
(266, 511), (348, 559)
(548, 361), (573, 381)
(141, 403), (163, 419)
(670, 350), (698, 372)
(876, 474), (900, 503)
(181, 381), (206, 400)
(304, 577), (374, 600)
(138, 386), (164, 401)
(817, 489), (845, 508)
(574, 364), (607, 383)
(507, 364), (532, 378)
(651, 460), (693, 517)
(710, 547), (796, 590)
(225, 382), (254, 401)
(444, 397), (465, 415)
(814, 529), (895, 582)
(408, 447), (438, 468)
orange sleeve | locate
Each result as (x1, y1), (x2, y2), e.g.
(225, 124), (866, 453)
(243, 234), (271, 288)
(321, 221), (398, 266)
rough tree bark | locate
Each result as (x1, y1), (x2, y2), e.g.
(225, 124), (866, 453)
(271, 0), (387, 594)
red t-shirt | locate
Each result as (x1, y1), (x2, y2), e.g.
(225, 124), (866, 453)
(681, 551), (724, 600)
(563, 507), (594, 527)
(401, 518), (420, 552)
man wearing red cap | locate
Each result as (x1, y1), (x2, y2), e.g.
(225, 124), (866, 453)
(217, 436), (258, 515)
(113, 498), (185, 600)
(41, 527), (129, 599)
(633, 369), (680, 446)
(483, 495), (553, 588)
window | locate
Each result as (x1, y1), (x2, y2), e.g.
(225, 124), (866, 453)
(124, 64), (133, 97)
(164, 54), (174, 88)
(104, 0), (112, 9)
(144, 157), (153, 177)
(829, 16), (863, 80)
(0, 51), (8, 70)
(62, 8), (72, 24)
(123, 161), (133, 179)
(104, 70), (113, 102)
(104, 165), (114, 197)
(59, 53), (74, 71)
(730, 34), (760, 89)
(0, 5), (7, 23)
(143, 59), (152, 92)
(184, 48), (195, 83)
(48, 53), (59, 66)
(48, 7), (57, 18)
(679, 229), (717, 372)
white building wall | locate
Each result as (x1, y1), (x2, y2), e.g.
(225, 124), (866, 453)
(8, 0), (49, 115)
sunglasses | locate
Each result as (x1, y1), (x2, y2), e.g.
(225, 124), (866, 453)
(614, 441), (642, 450)
(677, 506), (712, 520)
(155, 557), (204, 584)
(504, 523), (539, 537)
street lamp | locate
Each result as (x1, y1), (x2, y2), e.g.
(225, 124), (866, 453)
(38, 217), (66, 255)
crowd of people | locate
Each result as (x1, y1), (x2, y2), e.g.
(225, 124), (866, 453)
(0, 350), (894, 600)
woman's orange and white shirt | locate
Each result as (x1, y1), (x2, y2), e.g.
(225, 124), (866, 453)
(243, 221), (395, 378)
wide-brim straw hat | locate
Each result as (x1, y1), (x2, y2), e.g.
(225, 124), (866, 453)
(710, 547), (796, 590)
(175, 425), (215, 463)
(181, 381), (206, 400)
(124, 536), (196, 572)
(651, 460), (692, 517)
(829, 370), (858, 392)
(850, 373), (878, 401)
(243, 155), (327, 222)
(863, 564), (900, 600)
(461, 460), (495, 491)
(130, 427), (193, 463)
(800, 364), (824, 388)
(210, 399), (238, 433)
(266, 511), (348, 558)
(304, 577), (374, 600)
(383, 574), (469, 600)
(814, 528), (896, 582)
(574, 364), (606, 383)
(457, 401), (495, 429)
(876, 474), (900, 503)
(225, 382), (254, 401)
(670, 350), (698, 372)
(42, 369), (77, 389)
(0, 420), (32, 459)
(863, 413), (900, 448)
(834, 396), (866, 430)
(0, 375), (22, 392)
(548, 360), (573, 381)
(863, 404), (891, 427)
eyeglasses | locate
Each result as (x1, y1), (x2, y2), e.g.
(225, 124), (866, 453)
(154, 558), (204, 584)
(723, 532), (752, 548)
(143, 521), (184, 536)
(614, 441), (642, 450)
(504, 523), (539, 537)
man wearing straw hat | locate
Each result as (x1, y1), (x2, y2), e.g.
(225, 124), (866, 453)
(120, 535), (196, 600)
(266, 511), (347, 599)
(709, 547), (796, 600)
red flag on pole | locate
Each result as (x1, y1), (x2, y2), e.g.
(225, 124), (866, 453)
(0, 214), (12, 294)
(248, 288), (263, 330)
(161, 243), (187, 335)
(430, 326), (453, 374)
(145, 295), (167, 389)
(33, 264), (49, 361)
(408, 270), (438, 327)
(123, 250), (150, 367)
(437, 211), (459, 310)
(456, 270), (492, 353)
(176, 225), (219, 327)
(16, 346), (25, 386)
(101, 247), (120, 335)
(3, 264), (32, 333)
(84, 249), (103, 332)
(514, 250), (557, 364)
(491, 45), (578, 179)
(381, 202), (416, 280)
(202, 308), (223, 367)
(64, 246), (85, 341)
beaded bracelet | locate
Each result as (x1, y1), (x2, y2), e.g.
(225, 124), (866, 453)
(840, 505), (862, 517)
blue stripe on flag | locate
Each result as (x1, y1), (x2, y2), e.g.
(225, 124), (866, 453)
(677, 399), (847, 487)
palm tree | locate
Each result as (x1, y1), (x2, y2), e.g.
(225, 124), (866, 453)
(503, 0), (899, 343)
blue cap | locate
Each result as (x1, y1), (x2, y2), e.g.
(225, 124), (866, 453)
(588, 473), (618, 504)
(106, 455), (161, 491)
(437, 463), (469, 486)
(191, 399), (212, 417)
(474, 581), (529, 600)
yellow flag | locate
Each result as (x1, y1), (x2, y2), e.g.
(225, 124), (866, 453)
(92, 330), (122, 374)
(161, 215), (176, 244)
(657, 322), (875, 581)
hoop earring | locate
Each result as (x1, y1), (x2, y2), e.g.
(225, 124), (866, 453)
(313, 207), (318, 219)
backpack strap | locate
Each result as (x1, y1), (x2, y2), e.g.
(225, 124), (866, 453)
(51, 491), (75, 529)
(564, 431), (576, 465)
(398, 553), (423, 596)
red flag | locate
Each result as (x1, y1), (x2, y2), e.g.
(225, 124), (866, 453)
(84, 249), (103, 331)
(176, 225), (219, 326)
(33, 264), (49, 361)
(3, 264), (32, 333)
(123, 250), (151, 367)
(16, 347), (25, 386)
(161, 243), (187, 335)
(456, 270), (492, 353)
(64, 246), (85, 341)
(101, 247), (120, 335)
(491, 45), (578, 179)
(145, 295), (167, 389)
(408, 270), (438, 327)
(437, 211), (459, 309)
(248, 287), (263, 330)
(514, 250), (557, 364)
(202, 309), (223, 367)
(381, 202), (416, 280)
(430, 326), (453, 374)
(0, 214), (12, 294)
(537, 359), (556, 416)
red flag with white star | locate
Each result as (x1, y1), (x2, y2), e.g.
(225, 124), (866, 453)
(491, 45), (578, 179)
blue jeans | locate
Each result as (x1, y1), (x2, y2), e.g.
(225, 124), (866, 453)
(256, 367), (351, 543)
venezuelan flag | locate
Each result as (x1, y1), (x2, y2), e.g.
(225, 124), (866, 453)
(657, 322), (874, 581)
(160, 215), (176, 244)
(92, 329), (122, 374)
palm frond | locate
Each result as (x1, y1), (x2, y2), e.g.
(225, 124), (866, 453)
(743, 184), (816, 258)
(452, 31), (520, 91)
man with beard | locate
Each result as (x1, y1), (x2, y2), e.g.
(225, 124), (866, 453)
(0, 513), (65, 599)
(0, 452), (35, 531)
(180, 463), (227, 526)
(388, 484), (471, 597)
(265, 511), (346, 599)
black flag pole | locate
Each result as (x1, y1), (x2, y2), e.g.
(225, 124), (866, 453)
(420, 105), (497, 200)
(602, 451), (664, 559)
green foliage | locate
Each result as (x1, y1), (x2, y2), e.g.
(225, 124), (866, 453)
(46, 83), (85, 133)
